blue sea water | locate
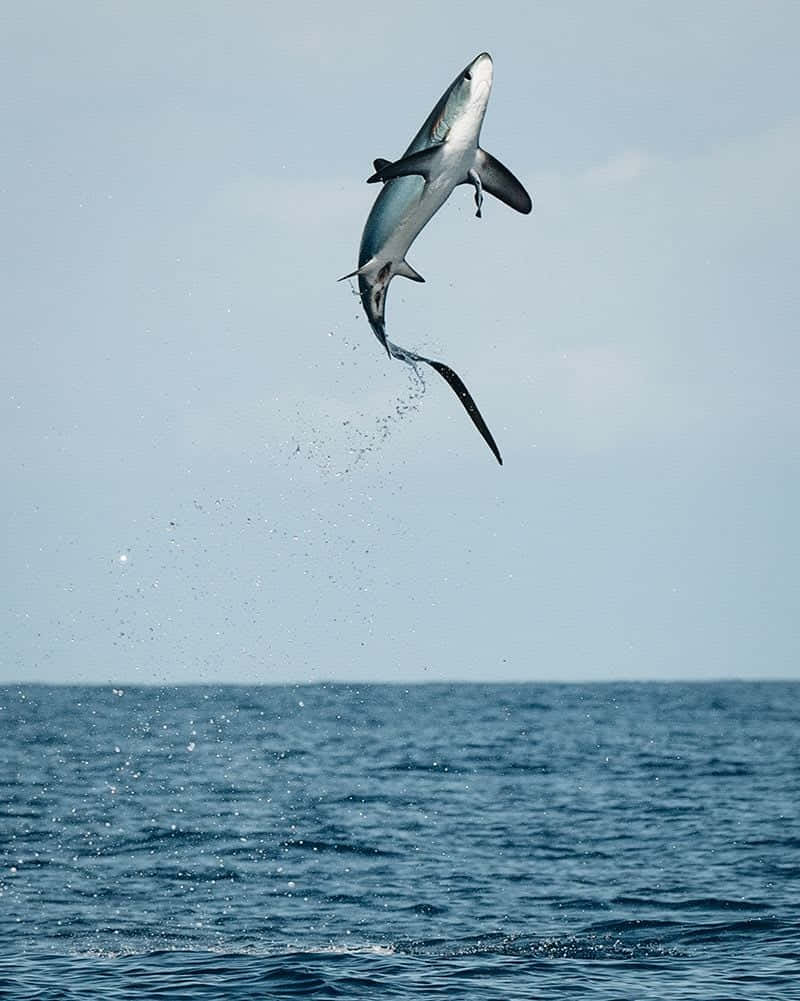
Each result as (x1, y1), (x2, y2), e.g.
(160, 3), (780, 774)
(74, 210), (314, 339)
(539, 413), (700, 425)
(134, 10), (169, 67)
(1, 682), (799, 999)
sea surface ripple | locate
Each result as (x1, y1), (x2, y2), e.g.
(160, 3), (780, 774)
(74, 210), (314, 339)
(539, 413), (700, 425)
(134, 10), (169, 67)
(1, 682), (799, 999)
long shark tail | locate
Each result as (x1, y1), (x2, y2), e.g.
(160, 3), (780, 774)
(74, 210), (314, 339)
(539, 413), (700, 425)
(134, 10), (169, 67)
(387, 339), (503, 465)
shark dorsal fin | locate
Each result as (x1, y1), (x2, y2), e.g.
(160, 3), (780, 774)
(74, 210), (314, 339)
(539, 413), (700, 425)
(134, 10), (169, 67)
(367, 147), (441, 184)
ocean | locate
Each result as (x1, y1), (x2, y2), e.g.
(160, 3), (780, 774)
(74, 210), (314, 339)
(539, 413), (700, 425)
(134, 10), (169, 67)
(1, 682), (798, 999)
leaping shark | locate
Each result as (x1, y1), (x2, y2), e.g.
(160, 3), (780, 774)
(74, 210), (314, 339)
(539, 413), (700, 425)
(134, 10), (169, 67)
(340, 52), (531, 464)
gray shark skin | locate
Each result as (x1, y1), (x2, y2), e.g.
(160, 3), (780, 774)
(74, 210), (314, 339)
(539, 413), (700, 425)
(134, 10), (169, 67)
(341, 52), (531, 465)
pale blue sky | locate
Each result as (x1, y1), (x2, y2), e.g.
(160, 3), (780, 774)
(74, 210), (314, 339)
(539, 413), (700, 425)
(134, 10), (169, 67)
(2, 2), (798, 683)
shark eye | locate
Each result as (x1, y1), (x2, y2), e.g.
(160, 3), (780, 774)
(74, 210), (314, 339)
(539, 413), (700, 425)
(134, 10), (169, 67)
(464, 71), (472, 80)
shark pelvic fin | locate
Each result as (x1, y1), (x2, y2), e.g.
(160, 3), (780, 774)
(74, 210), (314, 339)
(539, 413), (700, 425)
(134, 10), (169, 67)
(475, 148), (532, 214)
(367, 147), (441, 184)
(395, 260), (425, 283)
(372, 158), (392, 173)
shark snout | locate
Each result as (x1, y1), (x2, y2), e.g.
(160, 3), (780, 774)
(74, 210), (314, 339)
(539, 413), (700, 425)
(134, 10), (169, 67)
(467, 52), (493, 87)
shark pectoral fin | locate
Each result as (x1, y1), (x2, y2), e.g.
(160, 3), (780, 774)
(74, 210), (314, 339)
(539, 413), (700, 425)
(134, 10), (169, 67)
(467, 167), (483, 218)
(372, 158), (392, 173)
(476, 149), (532, 214)
(366, 147), (440, 183)
(426, 358), (503, 465)
(395, 260), (425, 283)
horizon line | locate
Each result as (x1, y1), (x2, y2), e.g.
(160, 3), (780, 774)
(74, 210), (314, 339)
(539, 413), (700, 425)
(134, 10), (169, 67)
(2, 677), (798, 688)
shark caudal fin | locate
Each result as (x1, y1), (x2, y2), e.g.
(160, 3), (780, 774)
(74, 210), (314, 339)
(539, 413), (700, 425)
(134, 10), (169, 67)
(387, 340), (502, 465)
(426, 358), (503, 465)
